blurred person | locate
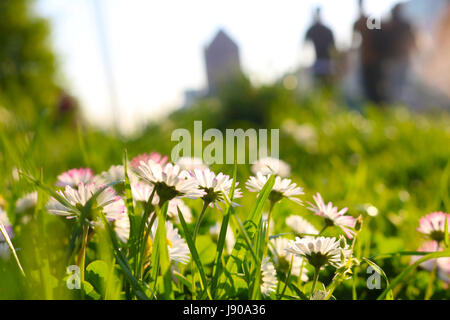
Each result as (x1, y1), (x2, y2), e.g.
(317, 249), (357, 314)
(353, 0), (389, 104)
(304, 7), (336, 86)
(423, 1), (450, 99)
(384, 3), (416, 103)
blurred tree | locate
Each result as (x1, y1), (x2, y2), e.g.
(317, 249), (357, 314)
(0, 0), (59, 123)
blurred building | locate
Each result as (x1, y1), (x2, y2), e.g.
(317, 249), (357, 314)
(204, 29), (242, 95)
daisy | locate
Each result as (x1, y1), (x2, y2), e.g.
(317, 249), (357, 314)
(0, 243), (9, 259)
(131, 182), (192, 222)
(131, 182), (159, 205)
(251, 157), (291, 177)
(135, 160), (205, 203)
(96, 165), (138, 186)
(113, 212), (130, 243)
(150, 219), (190, 264)
(192, 168), (242, 209)
(262, 212), (275, 235)
(0, 208), (14, 241)
(176, 157), (208, 172)
(417, 212), (449, 242)
(130, 152), (168, 170)
(246, 172), (304, 205)
(15, 192), (38, 213)
(210, 222), (235, 254)
(0, 208), (14, 259)
(47, 182), (126, 222)
(307, 193), (356, 239)
(286, 236), (350, 269)
(56, 168), (94, 187)
(270, 237), (309, 281)
(286, 215), (318, 237)
(411, 241), (450, 284)
(167, 198), (193, 223)
(260, 257), (278, 296)
(437, 257), (450, 284)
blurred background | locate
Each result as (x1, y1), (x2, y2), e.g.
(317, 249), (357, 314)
(1, 0), (449, 134)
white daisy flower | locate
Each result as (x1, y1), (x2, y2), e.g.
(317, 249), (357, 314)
(151, 219), (190, 264)
(56, 168), (94, 187)
(192, 168), (242, 209)
(176, 157), (208, 172)
(286, 215), (318, 237)
(270, 237), (309, 281)
(251, 157), (291, 177)
(260, 257), (278, 296)
(167, 198), (193, 223)
(131, 183), (192, 223)
(286, 236), (351, 269)
(411, 241), (450, 284)
(307, 193), (356, 239)
(0, 242), (9, 259)
(130, 152), (168, 170)
(417, 212), (449, 242)
(262, 212), (275, 235)
(135, 160), (205, 203)
(0, 208), (14, 259)
(113, 213), (130, 243)
(437, 258), (450, 284)
(47, 183), (126, 222)
(96, 165), (138, 185)
(210, 222), (235, 254)
(15, 192), (38, 213)
(246, 173), (304, 205)
(0, 208), (14, 241)
(131, 182), (159, 205)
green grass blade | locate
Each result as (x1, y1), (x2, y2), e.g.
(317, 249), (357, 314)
(97, 211), (151, 299)
(0, 222), (25, 276)
(377, 250), (450, 300)
(210, 163), (237, 297)
(363, 258), (393, 300)
(177, 207), (212, 300)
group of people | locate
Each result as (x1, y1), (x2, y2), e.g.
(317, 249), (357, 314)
(304, 0), (416, 105)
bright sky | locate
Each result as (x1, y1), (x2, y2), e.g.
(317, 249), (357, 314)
(36, 0), (401, 133)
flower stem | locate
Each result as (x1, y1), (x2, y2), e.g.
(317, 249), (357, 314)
(424, 259), (438, 300)
(193, 201), (210, 243)
(318, 225), (328, 236)
(279, 255), (294, 299)
(310, 266), (320, 299)
(191, 201), (210, 300)
(77, 225), (89, 293)
(262, 201), (276, 258)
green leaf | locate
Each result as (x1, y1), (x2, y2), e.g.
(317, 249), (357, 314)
(123, 150), (137, 248)
(177, 208), (212, 300)
(0, 221), (25, 276)
(150, 203), (173, 299)
(82, 281), (101, 300)
(97, 211), (151, 300)
(86, 260), (121, 299)
(218, 174), (275, 298)
(210, 163), (238, 296)
(363, 258), (393, 300)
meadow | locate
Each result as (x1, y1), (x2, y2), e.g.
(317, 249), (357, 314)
(0, 83), (449, 300)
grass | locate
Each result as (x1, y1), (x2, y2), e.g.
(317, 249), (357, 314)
(0, 85), (449, 300)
